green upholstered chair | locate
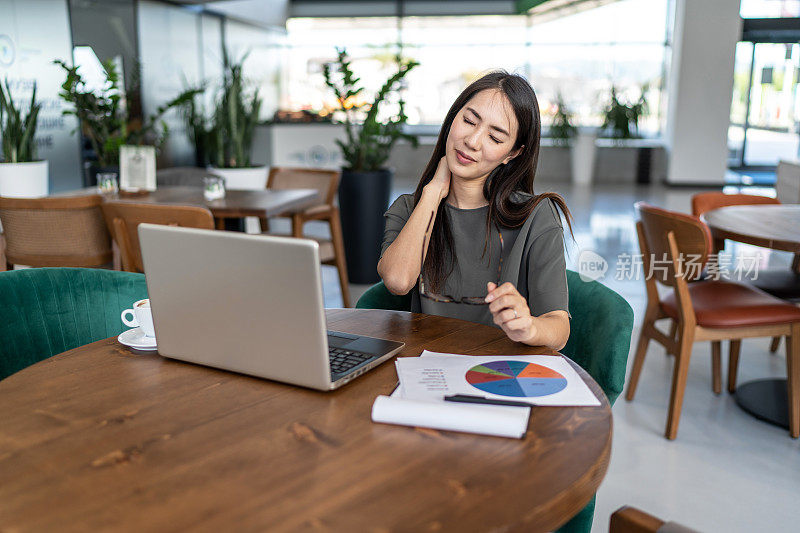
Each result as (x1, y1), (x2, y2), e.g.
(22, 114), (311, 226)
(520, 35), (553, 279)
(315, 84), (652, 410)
(355, 281), (413, 312)
(356, 270), (634, 533)
(0, 268), (148, 380)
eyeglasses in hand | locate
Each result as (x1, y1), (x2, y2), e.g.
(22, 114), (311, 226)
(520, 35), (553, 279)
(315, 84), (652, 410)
(418, 210), (503, 305)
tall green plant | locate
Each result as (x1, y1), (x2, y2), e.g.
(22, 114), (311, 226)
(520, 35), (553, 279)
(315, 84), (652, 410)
(180, 85), (210, 167)
(550, 92), (577, 146)
(55, 59), (201, 167)
(601, 86), (647, 139)
(0, 80), (41, 163)
(323, 47), (419, 171)
(205, 51), (262, 169)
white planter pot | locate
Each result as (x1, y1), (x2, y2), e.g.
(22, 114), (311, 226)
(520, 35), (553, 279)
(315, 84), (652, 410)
(0, 160), (49, 197)
(570, 130), (597, 186)
(209, 166), (268, 190)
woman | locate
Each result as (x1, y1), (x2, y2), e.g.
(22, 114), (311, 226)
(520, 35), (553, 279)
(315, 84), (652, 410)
(377, 71), (573, 351)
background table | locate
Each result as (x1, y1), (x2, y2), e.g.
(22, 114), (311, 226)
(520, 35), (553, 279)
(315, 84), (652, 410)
(0, 310), (611, 532)
(58, 186), (320, 231)
(703, 204), (800, 429)
(703, 204), (800, 261)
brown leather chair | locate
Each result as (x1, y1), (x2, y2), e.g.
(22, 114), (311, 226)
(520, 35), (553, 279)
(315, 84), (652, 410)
(0, 195), (112, 269)
(692, 192), (800, 354)
(626, 203), (800, 439)
(691, 191), (779, 218)
(260, 167), (350, 307)
(610, 506), (700, 533)
(101, 202), (215, 273)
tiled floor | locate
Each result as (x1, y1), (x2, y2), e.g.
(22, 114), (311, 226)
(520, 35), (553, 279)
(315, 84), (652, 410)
(301, 178), (800, 532)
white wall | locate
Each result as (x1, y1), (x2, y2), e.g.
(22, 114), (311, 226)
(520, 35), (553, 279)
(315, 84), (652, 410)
(0, 0), (82, 192)
(666, 0), (741, 185)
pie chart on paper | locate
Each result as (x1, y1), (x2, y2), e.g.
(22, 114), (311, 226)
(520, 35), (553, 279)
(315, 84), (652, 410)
(465, 361), (568, 398)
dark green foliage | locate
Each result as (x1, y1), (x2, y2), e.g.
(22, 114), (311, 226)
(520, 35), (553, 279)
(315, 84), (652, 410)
(322, 47), (419, 172)
(0, 80), (41, 163)
(550, 92), (577, 146)
(181, 84), (211, 167)
(601, 86), (647, 139)
(181, 50), (262, 169)
(208, 50), (261, 168)
(54, 59), (201, 167)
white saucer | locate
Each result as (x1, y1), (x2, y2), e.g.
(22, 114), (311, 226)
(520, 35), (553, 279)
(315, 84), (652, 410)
(118, 328), (158, 351)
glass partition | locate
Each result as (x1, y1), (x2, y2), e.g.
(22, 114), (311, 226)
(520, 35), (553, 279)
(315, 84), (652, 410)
(284, 0), (670, 134)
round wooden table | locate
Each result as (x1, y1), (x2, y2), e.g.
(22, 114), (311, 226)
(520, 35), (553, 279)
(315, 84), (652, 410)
(0, 309), (611, 532)
(702, 204), (800, 256)
(703, 204), (800, 430)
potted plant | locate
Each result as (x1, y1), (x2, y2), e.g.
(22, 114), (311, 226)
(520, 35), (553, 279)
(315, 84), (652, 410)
(54, 59), (200, 186)
(201, 51), (264, 190)
(601, 86), (647, 139)
(323, 47), (419, 283)
(549, 92), (596, 186)
(0, 80), (48, 197)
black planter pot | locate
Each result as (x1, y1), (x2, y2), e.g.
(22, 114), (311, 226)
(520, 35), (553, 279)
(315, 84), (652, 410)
(338, 168), (392, 284)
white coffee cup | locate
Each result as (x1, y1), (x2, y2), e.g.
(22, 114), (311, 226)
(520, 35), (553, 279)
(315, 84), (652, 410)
(121, 299), (155, 338)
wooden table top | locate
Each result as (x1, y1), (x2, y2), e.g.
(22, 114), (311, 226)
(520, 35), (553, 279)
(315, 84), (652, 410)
(0, 309), (611, 532)
(702, 204), (800, 253)
(57, 186), (320, 219)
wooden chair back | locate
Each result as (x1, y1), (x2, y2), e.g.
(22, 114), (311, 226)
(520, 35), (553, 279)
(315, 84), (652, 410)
(267, 167), (340, 207)
(0, 195), (112, 268)
(691, 191), (779, 217)
(635, 202), (712, 287)
(101, 202), (215, 272)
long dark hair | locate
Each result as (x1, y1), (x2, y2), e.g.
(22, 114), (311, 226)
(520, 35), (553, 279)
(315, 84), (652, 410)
(413, 70), (573, 292)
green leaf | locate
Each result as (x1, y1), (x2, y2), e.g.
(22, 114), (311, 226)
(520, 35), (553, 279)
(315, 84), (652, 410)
(0, 78), (41, 163)
(323, 48), (419, 171)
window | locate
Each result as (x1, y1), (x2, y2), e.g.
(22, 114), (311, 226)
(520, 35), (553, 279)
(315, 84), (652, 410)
(740, 0), (800, 18)
(284, 0), (671, 135)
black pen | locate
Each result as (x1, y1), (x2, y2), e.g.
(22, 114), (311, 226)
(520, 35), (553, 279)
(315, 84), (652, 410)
(444, 394), (531, 408)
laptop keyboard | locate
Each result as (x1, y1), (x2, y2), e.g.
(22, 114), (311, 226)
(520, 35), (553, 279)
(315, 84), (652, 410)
(329, 347), (372, 375)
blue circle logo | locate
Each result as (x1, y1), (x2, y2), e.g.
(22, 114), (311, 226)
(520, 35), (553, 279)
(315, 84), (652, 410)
(0, 35), (14, 67)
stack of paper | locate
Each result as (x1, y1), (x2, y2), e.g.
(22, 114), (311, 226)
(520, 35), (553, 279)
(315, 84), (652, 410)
(371, 396), (530, 438)
(371, 351), (601, 439)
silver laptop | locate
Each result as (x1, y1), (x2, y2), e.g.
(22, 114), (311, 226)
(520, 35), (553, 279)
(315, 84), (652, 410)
(138, 224), (404, 390)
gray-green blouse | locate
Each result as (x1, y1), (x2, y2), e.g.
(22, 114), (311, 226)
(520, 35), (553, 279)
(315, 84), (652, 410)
(381, 193), (570, 329)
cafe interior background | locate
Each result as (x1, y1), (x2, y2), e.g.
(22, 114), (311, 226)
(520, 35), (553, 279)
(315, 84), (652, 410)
(1, 0), (799, 531)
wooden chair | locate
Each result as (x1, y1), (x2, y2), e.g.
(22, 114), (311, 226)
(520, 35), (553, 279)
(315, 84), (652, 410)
(691, 191), (779, 219)
(610, 506), (700, 533)
(101, 202), (215, 273)
(692, 192), (800, 356)
(626, 203), (800, 439)
(0, 195), (112, 269)
(261, 167), (350, 307)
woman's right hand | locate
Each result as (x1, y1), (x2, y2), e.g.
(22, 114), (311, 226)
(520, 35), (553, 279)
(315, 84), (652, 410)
(423, 156), (451, 201)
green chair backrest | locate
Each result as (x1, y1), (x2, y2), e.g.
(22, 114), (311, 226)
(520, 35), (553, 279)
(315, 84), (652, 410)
(355, 281), (412, 312)
(356, 271), (634, 533)
(561, 270), (633, 406)
(0, 268), (148, 380)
